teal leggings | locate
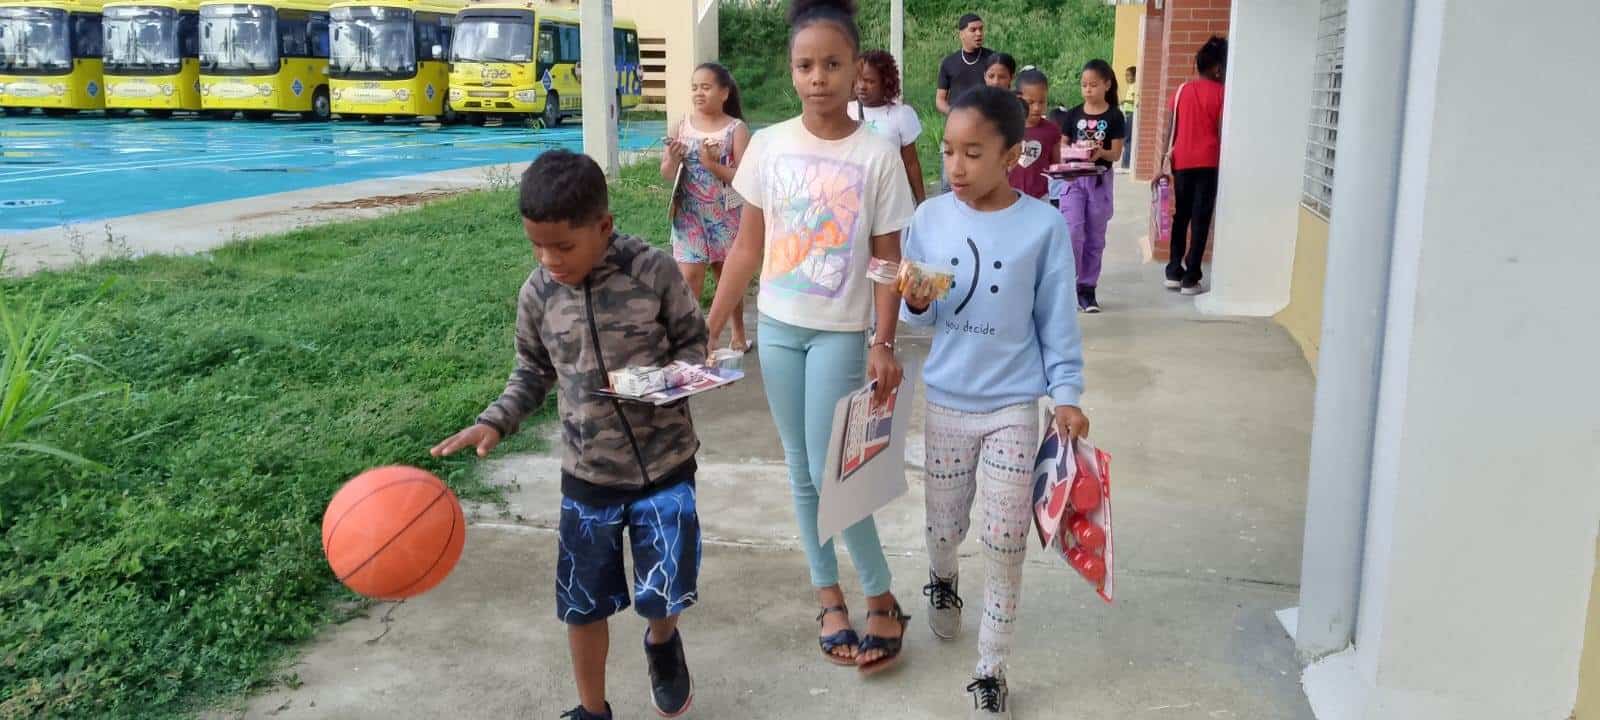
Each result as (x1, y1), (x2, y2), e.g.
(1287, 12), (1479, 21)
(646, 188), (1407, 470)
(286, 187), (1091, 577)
(757, 314), (894, 597)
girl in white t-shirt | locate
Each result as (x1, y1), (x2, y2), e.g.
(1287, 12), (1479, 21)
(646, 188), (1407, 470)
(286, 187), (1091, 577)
(706, 0), (916, 676)
(849, 49), (925, 205)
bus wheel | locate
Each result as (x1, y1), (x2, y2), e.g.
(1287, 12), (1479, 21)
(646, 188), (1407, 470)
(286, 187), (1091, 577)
(146, 109), (173, 119)
(244, 110), (273, 121)
(467, 112), (488, 127)
(439, 103), (459, 125)
(303, 89), (331, 121)
(365, 114), (387, 125)
(2, 107), (27, 117)
(542, 92), (561, 129)
(43, 108), (76, 117)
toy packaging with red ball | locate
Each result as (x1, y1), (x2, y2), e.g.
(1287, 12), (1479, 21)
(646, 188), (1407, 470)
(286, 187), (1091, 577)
(1031, 427), (1115, 602)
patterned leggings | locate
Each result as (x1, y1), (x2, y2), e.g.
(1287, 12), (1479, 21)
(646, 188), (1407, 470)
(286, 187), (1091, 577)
(924, 401), (1039, 678)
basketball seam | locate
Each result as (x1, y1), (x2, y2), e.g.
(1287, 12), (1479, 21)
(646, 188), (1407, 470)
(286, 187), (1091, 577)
(323, 475), (435, 551)
(376, 499), (460, 599)
(335, 488), (448, 584)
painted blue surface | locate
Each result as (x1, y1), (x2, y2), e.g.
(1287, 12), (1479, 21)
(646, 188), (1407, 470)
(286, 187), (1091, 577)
(0, 115), (665, 231)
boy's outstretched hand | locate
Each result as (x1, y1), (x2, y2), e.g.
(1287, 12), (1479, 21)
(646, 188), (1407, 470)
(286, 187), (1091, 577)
(431, 423), (503, 458)
(1055, 405), (1090, 440)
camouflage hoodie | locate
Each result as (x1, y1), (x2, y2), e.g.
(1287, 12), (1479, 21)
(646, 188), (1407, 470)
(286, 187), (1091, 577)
(477, 233), (708, 503)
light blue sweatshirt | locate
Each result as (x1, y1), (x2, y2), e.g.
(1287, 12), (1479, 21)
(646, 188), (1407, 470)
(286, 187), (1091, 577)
(900, 192), (1085, 412)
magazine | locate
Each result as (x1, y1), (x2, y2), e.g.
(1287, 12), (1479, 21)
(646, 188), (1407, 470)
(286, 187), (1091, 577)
(592, 362), (743, 406)
(817, 380), (915, 542)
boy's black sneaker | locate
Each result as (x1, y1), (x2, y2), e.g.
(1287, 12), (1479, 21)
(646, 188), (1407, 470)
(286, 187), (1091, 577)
(560, 703), (613, 720)
(644, 629), (693, 717)
(1082, 287), (1101, 314)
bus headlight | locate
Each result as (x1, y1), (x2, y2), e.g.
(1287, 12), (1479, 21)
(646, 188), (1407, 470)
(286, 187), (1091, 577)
(393, 88), (410, 101)
(160, 83), (174, 96)
(514, 89), (538, 103)
(448, 88), (463, 102)
(257, 83), (274, 96)
(332, 88), (343, 100)
(200, 84), (210, 96)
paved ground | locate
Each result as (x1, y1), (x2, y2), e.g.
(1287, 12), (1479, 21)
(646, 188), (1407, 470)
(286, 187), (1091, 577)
(219, 176), (1318, 719)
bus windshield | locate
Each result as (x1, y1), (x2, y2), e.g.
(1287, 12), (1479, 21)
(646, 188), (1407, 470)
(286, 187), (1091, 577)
(199, 4), (277, 73)
(104, 6), (180, 74)
(329, 6), (413, 78)
(0, 7), (71, 74)
(450, 14), (530, 64)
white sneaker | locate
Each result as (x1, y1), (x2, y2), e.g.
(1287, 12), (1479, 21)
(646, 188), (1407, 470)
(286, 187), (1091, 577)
(1180, 282), (1204, 296)
(967, 676), (1010, 719)
(923, 572), (963, 640)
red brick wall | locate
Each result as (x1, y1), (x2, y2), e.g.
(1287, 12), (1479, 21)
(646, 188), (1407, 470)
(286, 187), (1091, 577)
(1133, 3), (1166, 180)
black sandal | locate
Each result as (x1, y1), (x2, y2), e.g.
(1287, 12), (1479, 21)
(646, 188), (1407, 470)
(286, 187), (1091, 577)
(816, 605), (859, 667)
(856, 601), (910, 676)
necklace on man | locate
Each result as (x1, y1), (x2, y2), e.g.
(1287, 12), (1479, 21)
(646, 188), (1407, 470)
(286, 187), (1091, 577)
(961, 49), (981, 65)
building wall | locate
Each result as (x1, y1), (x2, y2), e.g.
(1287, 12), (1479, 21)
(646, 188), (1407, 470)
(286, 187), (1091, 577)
(1112, 3), (1143, 88)
(1276, 208), (1328, 367)
(1132, 3), (1165, 180)
(604, 0), (717, 119)
(1582, 539), (1600, 718)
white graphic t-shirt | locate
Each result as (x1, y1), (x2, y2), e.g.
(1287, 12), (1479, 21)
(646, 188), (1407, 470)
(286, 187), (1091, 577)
(732, 117), (917, 332)
(848, 101), (923, 149)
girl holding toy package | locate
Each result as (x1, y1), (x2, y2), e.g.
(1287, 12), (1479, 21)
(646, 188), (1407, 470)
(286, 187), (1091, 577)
(705, 0), (916, 676)
(1053, 59), (1126, 313)
(900, 84), (1090, 720)
(662, 62), (753, 350)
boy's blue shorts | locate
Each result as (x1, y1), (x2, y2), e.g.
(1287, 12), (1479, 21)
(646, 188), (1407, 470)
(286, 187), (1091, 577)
(556, 481), (701, 625)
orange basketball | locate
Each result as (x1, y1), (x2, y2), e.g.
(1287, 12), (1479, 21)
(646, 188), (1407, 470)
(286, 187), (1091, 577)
(322, 466), (466, 600)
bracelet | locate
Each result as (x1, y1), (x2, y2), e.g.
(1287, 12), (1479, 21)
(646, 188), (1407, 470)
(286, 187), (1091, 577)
(869, 339), (895, 351)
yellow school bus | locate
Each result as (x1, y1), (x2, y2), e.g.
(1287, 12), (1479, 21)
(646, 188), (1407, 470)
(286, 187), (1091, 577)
(446, 1), (640, 127)
(0, 0), (106, 115)
(327, 0), (462, 122)
(197, 0), (330, 119)
(100, 0), (201, 116)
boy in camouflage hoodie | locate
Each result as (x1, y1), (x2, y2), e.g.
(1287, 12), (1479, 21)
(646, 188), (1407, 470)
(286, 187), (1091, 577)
(432, 150), (707, 720)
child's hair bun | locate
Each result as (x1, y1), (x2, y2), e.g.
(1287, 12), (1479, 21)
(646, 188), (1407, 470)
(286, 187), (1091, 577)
(788, 0), (858, 24)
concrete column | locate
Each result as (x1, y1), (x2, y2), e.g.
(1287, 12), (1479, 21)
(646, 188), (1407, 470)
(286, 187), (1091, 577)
(580, 0), (619, 176)
(1293, 0), (1413, 662)
(1196, 0), (1318, 317)
(1301, 1), (1600, 717)
(890, 0), (904, 90)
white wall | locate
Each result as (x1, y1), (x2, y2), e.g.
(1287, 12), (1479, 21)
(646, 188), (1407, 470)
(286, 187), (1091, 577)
(1195, 0), (1318, 317)
(1302, 0), (1600, 717)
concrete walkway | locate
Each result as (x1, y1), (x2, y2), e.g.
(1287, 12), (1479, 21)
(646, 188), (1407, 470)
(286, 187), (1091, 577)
(221, 177), (1317, 719)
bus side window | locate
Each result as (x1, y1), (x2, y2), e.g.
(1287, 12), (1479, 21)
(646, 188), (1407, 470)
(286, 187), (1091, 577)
(537, 24), (555, 66)
(308, 13), (329, 59)
(416, 15), (443, 61)
(558, 25), (579, 64)
(280, 13), (308, 58)
(72, 14), (102, 59)
(179, 12), (199, 58)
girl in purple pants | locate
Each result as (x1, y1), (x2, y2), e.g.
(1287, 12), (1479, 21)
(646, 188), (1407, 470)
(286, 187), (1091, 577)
(1052, 59), (1127, 313)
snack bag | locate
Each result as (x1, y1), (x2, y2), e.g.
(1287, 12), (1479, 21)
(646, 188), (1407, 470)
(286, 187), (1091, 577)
(894, 260), (955, 301)
(609, 366), (666, 397)
(1031, 427), (1115, 603)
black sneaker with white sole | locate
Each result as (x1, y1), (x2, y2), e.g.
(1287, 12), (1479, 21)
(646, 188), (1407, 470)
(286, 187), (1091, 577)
(561, 703), (613, 720)
(1180, 280), (1203, 296)
(967, 675), (1010, 719)
(644, 629), (693, 717)
(1082, 287), (1101, 313)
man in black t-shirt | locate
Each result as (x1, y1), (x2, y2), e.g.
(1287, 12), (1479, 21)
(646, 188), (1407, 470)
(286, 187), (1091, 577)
(936, 13), (995, 115)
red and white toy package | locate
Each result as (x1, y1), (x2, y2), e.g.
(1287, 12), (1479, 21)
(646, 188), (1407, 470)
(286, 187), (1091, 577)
(1031, 428), (1115, 603)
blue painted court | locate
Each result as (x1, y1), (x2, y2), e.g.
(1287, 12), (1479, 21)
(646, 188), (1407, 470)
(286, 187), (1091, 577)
(0, 116), (665, 231)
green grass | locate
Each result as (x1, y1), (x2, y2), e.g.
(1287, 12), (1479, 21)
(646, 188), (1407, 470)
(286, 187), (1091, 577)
(0, 163), (673, 719)
(722, 0), (1117, 183)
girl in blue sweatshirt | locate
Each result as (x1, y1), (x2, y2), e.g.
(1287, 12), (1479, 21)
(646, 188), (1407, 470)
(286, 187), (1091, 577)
(900, 85), (1091, 719)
